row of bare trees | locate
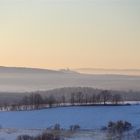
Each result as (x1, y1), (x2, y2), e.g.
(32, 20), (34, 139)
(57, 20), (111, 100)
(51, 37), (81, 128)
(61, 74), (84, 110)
(0, 90), (123, 111)
(70, 90), (122, 105)
(21, 94), (56, 109)
(20, 90), (123, 110)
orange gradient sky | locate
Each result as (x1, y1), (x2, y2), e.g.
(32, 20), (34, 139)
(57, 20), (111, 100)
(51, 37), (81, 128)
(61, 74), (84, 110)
(0, 0), (140, 69)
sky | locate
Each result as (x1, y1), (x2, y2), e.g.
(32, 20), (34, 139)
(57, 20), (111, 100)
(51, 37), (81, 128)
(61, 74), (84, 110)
(0, 0), (140, 70)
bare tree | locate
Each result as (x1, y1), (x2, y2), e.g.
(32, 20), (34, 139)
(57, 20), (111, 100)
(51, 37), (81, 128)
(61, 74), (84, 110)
(45, 95), (56, 108)
(61, 95), (66, 105)
(112, 94), (122, 105)
(91, 94), (97, 104)
(70, 93), (75, 105)
(100, 90), (112, 105)
(84, 94), (89, 104)
(76, 92), (84, 104)
(33, 94), (43, 109)
(22, 96), (30, 105)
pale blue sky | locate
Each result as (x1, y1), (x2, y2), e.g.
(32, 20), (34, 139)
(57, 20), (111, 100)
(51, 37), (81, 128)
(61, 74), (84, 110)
(0, 0), (140, 69)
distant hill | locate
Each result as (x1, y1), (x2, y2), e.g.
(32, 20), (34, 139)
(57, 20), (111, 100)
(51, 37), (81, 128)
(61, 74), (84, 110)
(75, 68), (140, 76)
(0, 66), (63, 74)
(0, 66), (140, 92)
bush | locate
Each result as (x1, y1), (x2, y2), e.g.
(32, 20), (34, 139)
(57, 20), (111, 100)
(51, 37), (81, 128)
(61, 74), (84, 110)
(53, 124), (61, 131)
(134, 129), (140, 139)
(101, 126), (107, 131)
(35, 133), (60, 140)
(17, 135), (34, 140)
(70, 125), (80, 131)
(107, 120), (132, 134)
(17, 132), (62, 140)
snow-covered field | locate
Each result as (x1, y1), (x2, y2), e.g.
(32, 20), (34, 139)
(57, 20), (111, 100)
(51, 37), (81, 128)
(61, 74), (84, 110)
(0, 129), (104, 140)
(0, 129), (42, 140)
(0, 105), (140, 129)
(0, 105), (140, 139)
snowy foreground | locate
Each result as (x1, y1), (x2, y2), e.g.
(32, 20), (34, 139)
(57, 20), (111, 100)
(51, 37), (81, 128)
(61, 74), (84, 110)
(0, 105), (140, 139)
(0, 129), (42, 140)
(0, 105), (140, 129)
(0, 129), (105, 140)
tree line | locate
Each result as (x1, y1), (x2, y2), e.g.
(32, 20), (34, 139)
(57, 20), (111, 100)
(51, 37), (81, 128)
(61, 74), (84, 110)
(0, 90), (123, 111)
(70, 90), (122, 105)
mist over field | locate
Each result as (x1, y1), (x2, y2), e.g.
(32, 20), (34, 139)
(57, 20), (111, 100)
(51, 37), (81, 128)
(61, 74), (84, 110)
(0, 66), (140, 92)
